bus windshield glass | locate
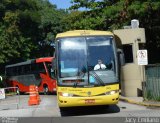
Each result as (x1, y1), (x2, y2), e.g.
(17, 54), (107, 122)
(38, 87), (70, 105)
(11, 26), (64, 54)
(57, 36), (118, 86)
(45, 62), (54, 79)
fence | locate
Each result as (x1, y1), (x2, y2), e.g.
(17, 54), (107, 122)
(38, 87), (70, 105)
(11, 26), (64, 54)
(144, 64), (160, 101)
(0, 87), (20, 110)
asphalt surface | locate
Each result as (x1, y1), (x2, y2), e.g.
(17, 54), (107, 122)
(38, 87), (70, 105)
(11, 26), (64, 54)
(0, 95), (160, 116)
(0, 95), (160, 123)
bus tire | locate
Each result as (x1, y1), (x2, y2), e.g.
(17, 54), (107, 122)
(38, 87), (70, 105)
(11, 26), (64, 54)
(43, 85), (49, 95)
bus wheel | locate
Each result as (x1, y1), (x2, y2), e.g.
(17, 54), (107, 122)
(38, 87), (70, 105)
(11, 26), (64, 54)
(43, 86), (49, 95)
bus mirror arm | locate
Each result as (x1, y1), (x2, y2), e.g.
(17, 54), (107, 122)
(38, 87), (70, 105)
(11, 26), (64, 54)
(54, 69), (57, 78)
(117, 49), (125, 66)
(52, 59), (57, 78)
(52, 59), (57, 70)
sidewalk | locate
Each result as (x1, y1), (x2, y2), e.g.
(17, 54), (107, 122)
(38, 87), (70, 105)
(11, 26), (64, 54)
(119, 95), (160, 107)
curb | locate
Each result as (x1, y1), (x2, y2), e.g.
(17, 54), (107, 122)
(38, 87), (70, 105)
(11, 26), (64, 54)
(119, 97), (160, 107)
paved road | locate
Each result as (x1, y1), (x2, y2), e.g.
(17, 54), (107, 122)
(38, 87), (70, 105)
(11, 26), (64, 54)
(0, 95), (160, 117)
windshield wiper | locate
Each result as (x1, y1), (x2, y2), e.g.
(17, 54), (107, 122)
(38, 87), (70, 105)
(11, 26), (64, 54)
(91, 71), (105, 86)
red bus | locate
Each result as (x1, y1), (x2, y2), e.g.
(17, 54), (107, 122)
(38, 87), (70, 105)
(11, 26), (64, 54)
(5, 57), (56, 94)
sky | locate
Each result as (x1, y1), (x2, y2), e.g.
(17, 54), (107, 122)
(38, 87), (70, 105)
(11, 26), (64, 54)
(49, 0), (72, 9)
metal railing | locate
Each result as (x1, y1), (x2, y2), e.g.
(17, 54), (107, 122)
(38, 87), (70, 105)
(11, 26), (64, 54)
(144, 64), (160, 101)
(0, 87), (20, 110)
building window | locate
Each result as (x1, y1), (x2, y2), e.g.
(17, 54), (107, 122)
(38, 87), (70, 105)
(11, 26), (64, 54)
(122, 44), (133, 63)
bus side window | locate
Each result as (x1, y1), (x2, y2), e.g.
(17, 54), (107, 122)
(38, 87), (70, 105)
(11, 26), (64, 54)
(37, 63), (46, 74)
(18, 66), (23, 75)
(6, 68), (11, 76)
(13, 67), (17, 76)
(10, 67), (14, 76)
(24, 65), (30, 74)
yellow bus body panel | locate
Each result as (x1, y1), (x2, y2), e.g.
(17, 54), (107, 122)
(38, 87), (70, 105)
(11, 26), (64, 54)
(56, 30), (114, 38)
(57, 84), (119, 107)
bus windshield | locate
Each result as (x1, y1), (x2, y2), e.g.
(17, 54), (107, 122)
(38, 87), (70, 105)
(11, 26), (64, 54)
(57, 36), (118, 86)
(45, 62), (54, 79)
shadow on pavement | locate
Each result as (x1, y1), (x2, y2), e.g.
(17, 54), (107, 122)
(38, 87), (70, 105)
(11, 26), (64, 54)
(60, 105), (120, 116)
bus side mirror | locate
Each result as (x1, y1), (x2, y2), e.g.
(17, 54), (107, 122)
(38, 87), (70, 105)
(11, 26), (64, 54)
(52, 59), (57, 78)
(52, 59), (56, 70)
(117, 49), (125, 66)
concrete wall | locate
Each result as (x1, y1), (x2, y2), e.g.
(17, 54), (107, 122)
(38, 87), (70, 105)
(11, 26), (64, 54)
(114, 28), (146, 44)
(113, 28), (146, 97)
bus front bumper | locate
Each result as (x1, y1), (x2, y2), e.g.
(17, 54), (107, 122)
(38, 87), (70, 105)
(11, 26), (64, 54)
(58, 94), (119, 107)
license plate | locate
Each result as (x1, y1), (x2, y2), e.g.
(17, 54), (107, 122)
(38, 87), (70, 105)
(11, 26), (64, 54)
(85, 99), (95, 104)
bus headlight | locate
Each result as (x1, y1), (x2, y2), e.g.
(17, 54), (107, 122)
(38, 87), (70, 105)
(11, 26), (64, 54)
(105, 90), (119, 95)
(59, 92), (73, 97)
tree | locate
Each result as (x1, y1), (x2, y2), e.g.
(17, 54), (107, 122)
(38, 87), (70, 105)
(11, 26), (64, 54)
(68, 0), (160, 63)
(0, 0), (67, 62)
(36, 0), (67, 57)
(0, 0), (68, 74)
(0, 11), (32, 63)
(68, 0), (124, 30)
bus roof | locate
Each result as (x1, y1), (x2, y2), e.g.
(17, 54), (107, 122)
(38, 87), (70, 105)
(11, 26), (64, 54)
(5, 60), (35, 68)
(36, 57), (53, 63)
(56, 30), (113, 38)
(6, 57), (53, 68)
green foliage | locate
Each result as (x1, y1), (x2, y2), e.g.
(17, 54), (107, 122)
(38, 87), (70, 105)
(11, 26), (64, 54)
(68, 0), (160, 64)
(0, 0), (67, 66)
(1, 0), (160, 74)
(0, 11), (32, 63)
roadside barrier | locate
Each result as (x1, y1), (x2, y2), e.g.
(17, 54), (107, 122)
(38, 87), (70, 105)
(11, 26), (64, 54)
(28, 85), (40, 106)
(35, 86), (41, 102)
(0, 87), (20, 110)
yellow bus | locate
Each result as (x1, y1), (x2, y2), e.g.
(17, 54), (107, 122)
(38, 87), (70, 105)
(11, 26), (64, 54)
(53, 30), (124, 108)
